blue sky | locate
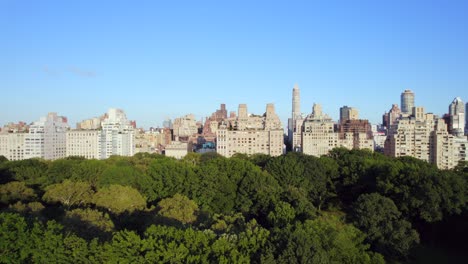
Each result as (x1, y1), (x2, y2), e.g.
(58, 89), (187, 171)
(1, 0), (467, 128)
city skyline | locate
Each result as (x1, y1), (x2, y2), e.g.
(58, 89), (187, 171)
(2, 1), (468, 128)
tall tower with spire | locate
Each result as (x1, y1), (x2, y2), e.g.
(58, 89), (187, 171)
(288, 84), (304, 151)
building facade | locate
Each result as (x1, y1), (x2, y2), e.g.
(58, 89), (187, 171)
(24, 113), (69, 160)
(339, 106), (359, 122)
(288, 84), (305, 151)
(217, 104), (283, 157)
(66, 130), (101, 159)
(301, 104), (373, 157)
(165, 141), (190, 159)
(301, 104), (338, 157)
(0, 133), (26, 161)
(401, 89), (415, 115)
(173, 114), (198, 139)
(100, 108), (135, 159)
(448, 97), (465, 137)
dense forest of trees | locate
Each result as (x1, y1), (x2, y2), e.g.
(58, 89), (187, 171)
(0, 149), (467, 263)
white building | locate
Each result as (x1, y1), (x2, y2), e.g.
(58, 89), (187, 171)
(165, 141), (189, 159)
(24, 113), (69, 160)
(0, 133), (26, 161)
(100, 108), (135, 159)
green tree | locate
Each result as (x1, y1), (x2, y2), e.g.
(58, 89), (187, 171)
(64, 208), (114, 239)
(0, 213), (33, 262)
(5, 159), (49, 185)
(146, 157), (198, 202)
(267, 201), (296, 228)
(0, 181), (36, 204)
(42, 180), (93, 209)
(45, 158), (83, 186)
(352, 193), (420, 258)
(157, 193), (199, 225)
(70, 159), (108, 188)
(93, 185), (147, 214)
(273, 213), (384, 264)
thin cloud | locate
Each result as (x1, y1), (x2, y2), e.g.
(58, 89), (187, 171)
(42, 65), (59, 76)
(68, 66), (96, 78)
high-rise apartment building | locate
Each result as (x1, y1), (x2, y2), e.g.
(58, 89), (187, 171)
(401, 90), (415, 115)
(23, 113), (69, 160)
(134, 128), (172, 154)
(338, 119), (374, 151)
(216, 104), (283, 157)
(339, 106), (359, 122)
(173, 114), (198, 139)
(201, 104), (229, 144)
(66, 130), (101, 159)
(288, 84), (304, 151)
(0, 133), (26, 161)
(66, 108), (135, 159)
(466, 102), (468, 135)
(384, 104), (402, 129)
(448, 97), (465, 137)
(301, 104), (338, 157)
(385, 107), (435, 162)
(302, 104), (373, 157)
(100, 108), (135, 159)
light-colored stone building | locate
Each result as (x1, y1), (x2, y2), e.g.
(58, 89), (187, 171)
(100, 108), (135, 159)
(173, 114), (198, 138)
(301, 104), (338, 157)
(165, 141), (189, 159)
(288, 84), (304, 151)
(217, 103), (283, 157)
(24, 112), (69, 160)
(77, 117), (102, 130)
(431, 119), (468, 170)
(384, 111), (435, 162)
(134, 128), (171, 154)
(0, 133), (26, 161)
(448, 97), (465, 137)
(66, 130), (101, 159)
(302, 104), (373, 157)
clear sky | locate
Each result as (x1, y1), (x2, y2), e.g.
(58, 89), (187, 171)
(1, 0), (467, 129)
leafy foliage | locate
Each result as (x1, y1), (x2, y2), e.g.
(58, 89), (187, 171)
(157, 193), (199, 225)
(93, 185), (147, 214)
(0, 149), (466, 263)
(42, 180), (93, 209)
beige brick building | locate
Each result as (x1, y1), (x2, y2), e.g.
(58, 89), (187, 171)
(66, 130), (101, 159)
(0, 133), (26, 161)
(301, 104), (374, 157)
(385, 106), (468, 169)
(216, 104), (283, 157)
(173, 114), (198, 138)
(431, 119), (468, 170)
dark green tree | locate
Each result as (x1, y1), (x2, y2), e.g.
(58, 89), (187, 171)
(352, 193), (420, 258)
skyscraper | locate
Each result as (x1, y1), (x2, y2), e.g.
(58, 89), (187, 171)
(401, 90), (415, 115)
(288, 84), (304, 151)
(339, 106), (359, 123)
(292, 84), (301, 119)
(466, 102), (468, 135)
(100, 108), (135, 159)
(448, 97), (465, 137)
(24, 112), (69, 160)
